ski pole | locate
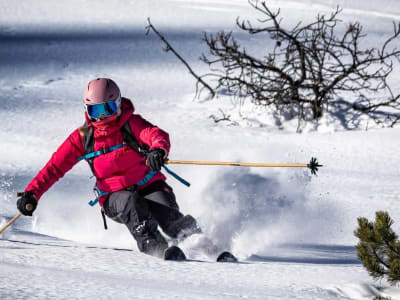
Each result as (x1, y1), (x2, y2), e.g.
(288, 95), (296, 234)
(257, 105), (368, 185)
(0, 213), (22, 234)
(165, 157), (322, 175)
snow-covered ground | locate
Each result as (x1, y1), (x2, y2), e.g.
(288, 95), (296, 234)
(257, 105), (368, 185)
(1, 0), (400, 299)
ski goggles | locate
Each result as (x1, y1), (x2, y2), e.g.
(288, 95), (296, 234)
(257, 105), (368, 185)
(86, 97), (120, 119)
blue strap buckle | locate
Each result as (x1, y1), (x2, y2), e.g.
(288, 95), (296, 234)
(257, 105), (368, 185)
(100, 147), (110, 154)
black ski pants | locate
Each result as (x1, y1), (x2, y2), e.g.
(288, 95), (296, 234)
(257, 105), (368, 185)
(103, 180), (200, 256)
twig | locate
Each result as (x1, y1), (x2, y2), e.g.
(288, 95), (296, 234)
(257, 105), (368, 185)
(209, 108), (231, 123)
(146, 18), (216, 98)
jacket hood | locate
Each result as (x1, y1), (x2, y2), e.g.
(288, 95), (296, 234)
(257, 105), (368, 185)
(84, 97), (135, 131)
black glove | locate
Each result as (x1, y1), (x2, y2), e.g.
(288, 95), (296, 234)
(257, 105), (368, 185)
(146, 148), (166, 171)
(17, 191), (37, 216)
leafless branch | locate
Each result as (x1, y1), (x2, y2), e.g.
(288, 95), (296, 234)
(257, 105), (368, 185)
(145, 1), (400, 128)
(146, 18), (216, 98)
(199, 1), (400, 124)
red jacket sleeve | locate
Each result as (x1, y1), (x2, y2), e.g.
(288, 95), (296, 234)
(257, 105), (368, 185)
(25, 129), (85, 201)
(128, 114), (170, 155)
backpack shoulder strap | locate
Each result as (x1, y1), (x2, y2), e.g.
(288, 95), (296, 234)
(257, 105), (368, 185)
(120, 120), (149, 156)
(83, 122), (94, 155)
(81, 121), (95, 173)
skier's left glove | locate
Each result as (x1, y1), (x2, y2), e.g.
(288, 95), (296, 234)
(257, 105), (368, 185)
(17, 191), (37, 216)
(146, 148), (167, 171)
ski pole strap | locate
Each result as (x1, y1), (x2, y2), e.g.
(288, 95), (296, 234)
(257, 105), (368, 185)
(162, 165), (191, 187)
(77, 143), (127, 162)
(142, 149), (190, 187)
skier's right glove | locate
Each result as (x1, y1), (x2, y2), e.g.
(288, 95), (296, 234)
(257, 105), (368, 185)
(146, 148), (167, 171)
(17, 191), (37, 216)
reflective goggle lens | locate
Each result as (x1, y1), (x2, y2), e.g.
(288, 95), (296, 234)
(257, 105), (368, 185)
(87, 100), (118, 119)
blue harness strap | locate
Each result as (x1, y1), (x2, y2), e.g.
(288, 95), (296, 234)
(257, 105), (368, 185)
(77, 143), (127, 162)
(136, 170), (157, 186)
(88, 170), (158, 207)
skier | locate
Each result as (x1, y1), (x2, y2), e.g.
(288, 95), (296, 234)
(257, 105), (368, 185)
(16, 78), (201, 260)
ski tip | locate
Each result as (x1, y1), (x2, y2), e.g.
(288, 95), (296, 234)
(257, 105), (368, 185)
(164, 245), (186, 261)
(216, 251), (238, 263)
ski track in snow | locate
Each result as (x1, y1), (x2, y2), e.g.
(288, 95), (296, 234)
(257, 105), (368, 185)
(1, 0), (400, 299)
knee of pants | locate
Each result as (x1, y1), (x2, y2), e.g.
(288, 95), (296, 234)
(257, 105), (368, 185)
(104, 190), (144, 224)
(130, 218), (158, 239)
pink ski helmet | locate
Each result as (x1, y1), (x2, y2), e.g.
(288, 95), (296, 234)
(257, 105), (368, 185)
(83, 78), (122, 118)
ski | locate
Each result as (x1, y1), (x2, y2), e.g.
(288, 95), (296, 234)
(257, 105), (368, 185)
(216, 251), (238, 263)
(164, 245), (186, 261)
(164, 245), (238, 263)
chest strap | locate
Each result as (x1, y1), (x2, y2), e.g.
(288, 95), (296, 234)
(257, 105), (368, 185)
(77, 143), (127, 162)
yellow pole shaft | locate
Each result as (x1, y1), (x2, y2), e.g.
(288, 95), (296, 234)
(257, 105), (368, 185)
(165, 159), (308, 168)
(0, 213), (22, 234)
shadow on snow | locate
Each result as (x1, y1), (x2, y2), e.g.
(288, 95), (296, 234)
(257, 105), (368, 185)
(248, 243), (360, 265)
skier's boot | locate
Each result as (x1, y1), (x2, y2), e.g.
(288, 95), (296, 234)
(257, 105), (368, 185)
(216, 251), (238, 263)
(133, 220), (168, 258)
(164, 245), (186, 261)
(141, 236), (168, 258)
(166, 214), (201, 242)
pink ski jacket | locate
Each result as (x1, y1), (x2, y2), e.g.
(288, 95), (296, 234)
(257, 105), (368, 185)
(25, 98), (170, 206)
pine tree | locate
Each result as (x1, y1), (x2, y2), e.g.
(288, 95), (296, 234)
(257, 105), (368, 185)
(354, 211), (400, 285)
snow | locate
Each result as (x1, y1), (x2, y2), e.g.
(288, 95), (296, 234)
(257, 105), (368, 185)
(1, 0), (400, 299)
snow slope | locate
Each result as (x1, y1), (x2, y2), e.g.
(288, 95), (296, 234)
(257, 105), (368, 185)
(1, 0), (400, 299)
